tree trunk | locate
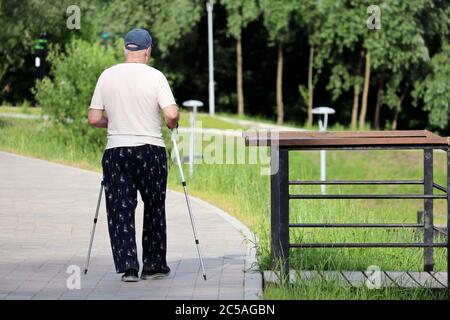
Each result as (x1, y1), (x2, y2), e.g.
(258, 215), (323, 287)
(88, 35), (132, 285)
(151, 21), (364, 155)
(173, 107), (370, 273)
(351, 51), (363, 130)
(236, 37), (244, 116)
(307, 46), (314, 127)
(359, 51), (371, 130)
(392, 84), (409, 130)
(392, 110), (399, 130)
(374, 77), (383, 130)
(276, 42), (284, 125)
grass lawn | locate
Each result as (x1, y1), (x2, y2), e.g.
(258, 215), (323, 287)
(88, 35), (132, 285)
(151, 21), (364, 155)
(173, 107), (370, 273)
(0, 107), (246, 130)
(179, 111), (246, 130)
(0, 105), (42, 115)
(0, 114), (448, 300)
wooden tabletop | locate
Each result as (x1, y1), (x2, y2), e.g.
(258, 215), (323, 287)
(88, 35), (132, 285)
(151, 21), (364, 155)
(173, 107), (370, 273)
(243, 130), (450, 149)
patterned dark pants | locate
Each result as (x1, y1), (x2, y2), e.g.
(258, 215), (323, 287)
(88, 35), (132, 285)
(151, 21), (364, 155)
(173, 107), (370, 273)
(102, 144), (168, 273)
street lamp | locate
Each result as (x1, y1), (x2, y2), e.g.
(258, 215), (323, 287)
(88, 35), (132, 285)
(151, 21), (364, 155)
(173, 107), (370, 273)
(206, 0), (215, 115)
(183, 100), (204, 176)
(313, 106), (335, 194)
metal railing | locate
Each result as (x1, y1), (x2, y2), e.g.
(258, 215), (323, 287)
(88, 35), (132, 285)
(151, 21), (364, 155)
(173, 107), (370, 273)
(270, 146), (449, 289)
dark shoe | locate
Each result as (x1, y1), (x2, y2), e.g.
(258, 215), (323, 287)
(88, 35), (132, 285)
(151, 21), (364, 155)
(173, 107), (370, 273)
(121, 269), (139, 282)
(141, 266), (171, 280)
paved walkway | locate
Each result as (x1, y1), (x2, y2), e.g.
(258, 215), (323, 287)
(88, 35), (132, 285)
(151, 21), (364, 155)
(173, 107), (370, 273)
(0, 151), (261, 300)
(214, 115), (305, 132)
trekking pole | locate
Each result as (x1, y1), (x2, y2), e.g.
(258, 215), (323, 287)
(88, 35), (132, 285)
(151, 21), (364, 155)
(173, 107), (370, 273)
(84, 181), (104, 275)
(170, 129), (207, 281)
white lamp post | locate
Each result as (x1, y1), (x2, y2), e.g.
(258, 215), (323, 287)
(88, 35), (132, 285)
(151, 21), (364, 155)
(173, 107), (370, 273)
(312, 106), (336, 194)
(206, 0), (215, 115)
(183, 100), (204, 176)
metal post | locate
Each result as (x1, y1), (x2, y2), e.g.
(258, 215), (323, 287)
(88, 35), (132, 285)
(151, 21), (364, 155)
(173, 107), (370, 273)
(189, 108), (196, 176)
(206, 0), (215, 115)
(270, 147), (289, 278)
(319, 118), (326, 194)
(423, 148), (434, 271)
(447, 149), (450, 291)
(313, 107), (335, 195)
(320, 151), (326, 194)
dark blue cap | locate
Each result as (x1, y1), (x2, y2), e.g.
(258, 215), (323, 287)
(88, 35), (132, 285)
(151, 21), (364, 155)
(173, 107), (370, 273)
(124, 28), (153, 51)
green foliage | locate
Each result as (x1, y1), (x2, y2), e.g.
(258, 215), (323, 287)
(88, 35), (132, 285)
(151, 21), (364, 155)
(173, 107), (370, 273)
(0, 0), (74, 100)
(365, 0), (430, 72)
(413, 45), (450, 129)
(150, 0), (203, 54)
(362, 1), (436, 119)
(326, 65), (352, 101)
(20, 100), (31, 114)
(34, 39), (122, 147)
(1, 0), (449, 131)
(221, 0), (259, 39)
(91, 0), (202, 56)
(298, 84), (308, 112)
(382, 74), (403, 113)
(259, 0), (296, 44)
(312, 0), (366, 72)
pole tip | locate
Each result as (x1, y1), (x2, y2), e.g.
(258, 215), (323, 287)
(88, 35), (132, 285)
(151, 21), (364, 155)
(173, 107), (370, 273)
(203, 275), (207, 281)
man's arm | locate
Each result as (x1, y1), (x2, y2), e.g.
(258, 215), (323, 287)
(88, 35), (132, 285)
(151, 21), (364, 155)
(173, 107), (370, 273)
(88, 109), (108, 128)
(162, 105), (179, 129)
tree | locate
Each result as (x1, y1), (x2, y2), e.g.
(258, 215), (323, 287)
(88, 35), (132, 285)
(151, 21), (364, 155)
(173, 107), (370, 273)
(312, 0), (366, 130)
(413, 45), (450, 130)
(91, 0), (202, 56)
(364, 0), (436, 130)
(85, 0), (203, 100)
(34, 39), (121, 146)
(358, 51), (371, 130)
(221, 0), (259, 116)
(260, 0), (296, 125)
(294, 0), (327, 127)
(0, 0), (74, 103)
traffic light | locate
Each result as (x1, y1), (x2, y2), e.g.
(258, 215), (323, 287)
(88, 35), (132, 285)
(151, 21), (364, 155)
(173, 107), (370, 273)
(34, 32), (48, 80)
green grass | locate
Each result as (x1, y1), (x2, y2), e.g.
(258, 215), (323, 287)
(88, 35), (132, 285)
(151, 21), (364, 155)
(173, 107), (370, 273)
(264, 282), (448, 300)
(215, 111), (303, 129)
(179, 111), (246, 130)
(0, 105), (42, 115)
(0, 115), (448, 300)
(214, 111), (358, 131)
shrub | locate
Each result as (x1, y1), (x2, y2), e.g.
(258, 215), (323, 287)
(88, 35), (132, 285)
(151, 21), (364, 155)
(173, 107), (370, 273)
(34, 39), (122, 149)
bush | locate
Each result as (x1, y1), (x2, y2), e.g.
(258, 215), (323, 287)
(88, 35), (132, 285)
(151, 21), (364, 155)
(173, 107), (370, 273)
(34, 39), (122, 148)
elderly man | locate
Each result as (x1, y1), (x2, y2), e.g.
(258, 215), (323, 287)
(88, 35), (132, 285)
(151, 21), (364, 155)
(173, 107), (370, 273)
(88, 28), (179, 282)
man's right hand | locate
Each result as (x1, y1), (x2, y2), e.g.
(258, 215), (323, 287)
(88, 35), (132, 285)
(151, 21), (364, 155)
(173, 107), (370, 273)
(163, 105), (179, 129)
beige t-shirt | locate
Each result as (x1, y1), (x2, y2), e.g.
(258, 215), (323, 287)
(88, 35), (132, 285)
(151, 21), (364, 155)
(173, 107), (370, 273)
(89, 63), (176, 149)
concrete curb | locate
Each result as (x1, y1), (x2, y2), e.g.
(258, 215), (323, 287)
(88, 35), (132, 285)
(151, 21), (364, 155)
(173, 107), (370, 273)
(171, 190), (263, 300)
